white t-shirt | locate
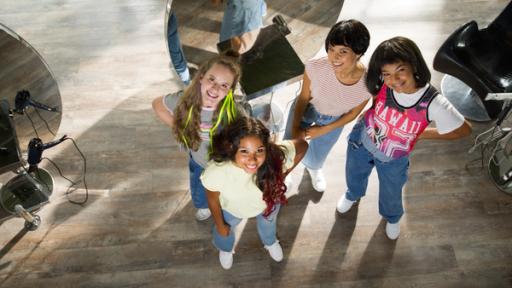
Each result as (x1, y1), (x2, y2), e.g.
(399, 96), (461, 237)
(393, 84), (465, 134)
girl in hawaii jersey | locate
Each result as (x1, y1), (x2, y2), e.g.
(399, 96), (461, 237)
(336, 36), (472, 240)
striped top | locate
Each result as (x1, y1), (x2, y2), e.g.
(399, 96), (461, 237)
(163, 91), (214, 168)
(307, 57), (371, 116)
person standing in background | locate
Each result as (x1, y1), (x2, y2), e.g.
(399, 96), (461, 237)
(211, 0), (267, 42)
(167, 11), (191, 85)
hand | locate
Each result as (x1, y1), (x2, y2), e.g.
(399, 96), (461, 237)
(216, 223), (230, 237)
(306, 125), (325, 139)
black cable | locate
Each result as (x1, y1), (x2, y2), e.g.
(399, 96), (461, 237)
(25, 112), (39, 139)
(34, 108), (56, 136)
(20, 103), (88, 205)
(33, 136), (88, 205)
(62, 137), (88, 205)
(41, 156), (87, 205)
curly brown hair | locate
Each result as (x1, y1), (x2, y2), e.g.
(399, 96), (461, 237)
(173, 54), (241, 151)
(210, 116), (288, 217)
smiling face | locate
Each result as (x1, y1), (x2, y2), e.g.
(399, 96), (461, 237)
(234, 135), (266, 174)
(327, 44), (360, 74)
(381, 61), (418, 94)
(199, 63), (235, 109)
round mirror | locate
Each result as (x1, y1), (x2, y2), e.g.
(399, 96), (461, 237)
(0, 23), (62, 152)
(165, 0), (344, 66)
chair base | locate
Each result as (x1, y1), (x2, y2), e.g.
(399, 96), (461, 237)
(440, 74), (491, 122)
(251, 101), (284, 134)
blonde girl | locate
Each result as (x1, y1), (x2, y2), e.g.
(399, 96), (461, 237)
(152, 54), (242, 221)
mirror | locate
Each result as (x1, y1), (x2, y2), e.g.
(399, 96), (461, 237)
(0, 100), (23, 175)
(0, 24), (62, 153)
(0, 23), (61, 222)
(165, 0), (344, 67)
(217, 21), (305, 100)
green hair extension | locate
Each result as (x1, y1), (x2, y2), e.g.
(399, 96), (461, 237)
(180, 89), (237, 151)
(180, 104), (194, 149)
(209, 89), (237, 140)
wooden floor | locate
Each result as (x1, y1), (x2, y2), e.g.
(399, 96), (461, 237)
(1, 0), (512, 287)
(172, 0), (343, 65)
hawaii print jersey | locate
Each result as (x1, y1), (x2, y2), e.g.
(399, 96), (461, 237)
(363, 84), (438, 159)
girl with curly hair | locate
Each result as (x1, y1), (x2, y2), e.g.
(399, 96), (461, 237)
(201, 116), (307, 269)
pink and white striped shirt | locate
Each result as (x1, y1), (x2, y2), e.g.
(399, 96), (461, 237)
(307, 57), (371, 116)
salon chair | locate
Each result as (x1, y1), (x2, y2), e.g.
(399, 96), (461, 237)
(433, 1), (512, 122)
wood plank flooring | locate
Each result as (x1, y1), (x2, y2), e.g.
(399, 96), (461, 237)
(173, 0), (343, 65)
(0, 0), (512, 287)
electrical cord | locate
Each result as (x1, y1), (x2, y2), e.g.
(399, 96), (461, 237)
(23, 112), (88, 205)
(34, 108), (56, 136)
(63, 137), (88, 205)
(40, 137), (88, 205)
(25, 112), (40, 139)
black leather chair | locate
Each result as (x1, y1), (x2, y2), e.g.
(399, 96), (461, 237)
(433, 2), (512, 121)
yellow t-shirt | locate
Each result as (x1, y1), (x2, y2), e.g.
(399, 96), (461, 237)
(200, 140), (296, 218)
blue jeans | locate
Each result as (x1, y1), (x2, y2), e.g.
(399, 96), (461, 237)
(188, 156), (208, 209)
(167, 12), (190, 85)
(345, 121), (410, 223)
(284, 100), (343, 170)
(213, 205), (280, 252)
(219, 0), (266, 42)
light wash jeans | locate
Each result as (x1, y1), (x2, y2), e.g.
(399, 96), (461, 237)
(188, 155), (208, 209)
(219, 0), (266, 42)
(213, 205), (280, 252)
(345, 121), (410, 223)
(284, 100), (343, 170)
(167, 12), (190, 85)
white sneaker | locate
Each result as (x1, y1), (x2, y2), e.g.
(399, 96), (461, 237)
(385, 222), (400, 240)
(195, 208), (211, 221)
(284, 176), (293, 191)
(336, 193), (355, 214)
(264, 240), (283, 262)
(219, 250), (233, 270)
(306, 168), (326, 192)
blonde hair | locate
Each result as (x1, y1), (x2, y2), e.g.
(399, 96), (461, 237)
(173, 54), (241, 151)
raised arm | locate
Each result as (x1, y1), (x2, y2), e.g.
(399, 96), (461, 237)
(152, 96), (175, 128)
(206, 189), (230, 237)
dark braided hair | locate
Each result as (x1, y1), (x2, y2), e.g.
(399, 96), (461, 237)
(210, 116), (288, 216)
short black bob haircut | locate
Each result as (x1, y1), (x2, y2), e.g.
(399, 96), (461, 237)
(366, 36), (431, 95)
(324, 19), (370, 56)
